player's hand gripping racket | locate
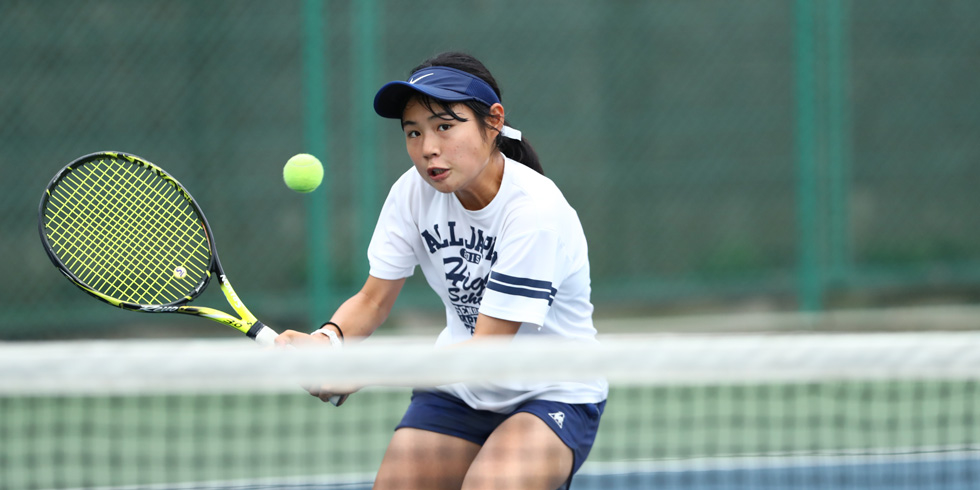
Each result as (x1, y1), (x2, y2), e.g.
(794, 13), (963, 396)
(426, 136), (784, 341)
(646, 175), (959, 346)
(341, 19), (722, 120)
(38, 151), (346, 406)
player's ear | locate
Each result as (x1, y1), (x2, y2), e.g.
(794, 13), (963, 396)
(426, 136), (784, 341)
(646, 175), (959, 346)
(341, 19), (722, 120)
(488, 103), (505, 133)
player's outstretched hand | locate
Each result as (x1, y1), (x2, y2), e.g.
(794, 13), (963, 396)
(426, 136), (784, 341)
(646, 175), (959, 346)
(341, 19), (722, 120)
(274, 329), (329, 347)
(274, 330), (353, 405)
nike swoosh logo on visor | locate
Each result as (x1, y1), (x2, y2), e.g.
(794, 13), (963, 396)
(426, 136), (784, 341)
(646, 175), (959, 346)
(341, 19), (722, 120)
(409, 73), (434, 84)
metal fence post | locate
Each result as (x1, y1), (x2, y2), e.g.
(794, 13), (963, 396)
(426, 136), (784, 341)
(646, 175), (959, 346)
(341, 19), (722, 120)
(794, 0), (823, 312)
(302, 0), (332, 324)
(354, 0), (381, 273)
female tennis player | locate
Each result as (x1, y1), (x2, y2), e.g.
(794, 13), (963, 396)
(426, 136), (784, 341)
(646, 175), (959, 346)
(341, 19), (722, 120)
(276, 51), (607, 490)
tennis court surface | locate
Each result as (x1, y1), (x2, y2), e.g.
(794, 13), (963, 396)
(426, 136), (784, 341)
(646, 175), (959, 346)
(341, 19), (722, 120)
(2, 333), (978, 489)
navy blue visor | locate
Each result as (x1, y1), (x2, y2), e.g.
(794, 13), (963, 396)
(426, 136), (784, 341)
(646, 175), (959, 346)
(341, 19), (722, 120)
(373, 66), (501, 119)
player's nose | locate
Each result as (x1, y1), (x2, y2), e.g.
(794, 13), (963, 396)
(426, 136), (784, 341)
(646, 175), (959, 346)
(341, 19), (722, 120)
(420, 133), (440, 159)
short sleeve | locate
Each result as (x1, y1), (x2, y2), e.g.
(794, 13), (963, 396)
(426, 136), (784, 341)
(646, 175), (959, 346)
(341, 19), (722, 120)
(479, 226), (565, 326)
(367, 182), (420, 280)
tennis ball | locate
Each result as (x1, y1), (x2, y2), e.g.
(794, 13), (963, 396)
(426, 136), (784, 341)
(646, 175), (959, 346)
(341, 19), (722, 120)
(283, 153), (324, 193)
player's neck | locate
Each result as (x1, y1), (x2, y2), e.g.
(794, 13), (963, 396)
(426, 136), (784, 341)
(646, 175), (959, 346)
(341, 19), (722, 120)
(455, 152), (505, 211)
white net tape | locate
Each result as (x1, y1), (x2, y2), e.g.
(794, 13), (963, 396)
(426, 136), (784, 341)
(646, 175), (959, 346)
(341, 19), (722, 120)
(3, 332), (980, 395)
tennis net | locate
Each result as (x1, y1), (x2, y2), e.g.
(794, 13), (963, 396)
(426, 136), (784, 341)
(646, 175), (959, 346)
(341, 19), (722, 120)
(2, 332), (979, 489)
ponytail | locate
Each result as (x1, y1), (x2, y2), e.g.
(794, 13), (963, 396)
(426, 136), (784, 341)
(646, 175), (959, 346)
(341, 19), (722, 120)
(495, 122), (543, 175)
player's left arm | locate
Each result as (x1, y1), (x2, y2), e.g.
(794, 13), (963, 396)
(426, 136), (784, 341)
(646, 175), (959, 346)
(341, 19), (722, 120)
(445, 314), (520, 348)
(472, 314), (522, 338)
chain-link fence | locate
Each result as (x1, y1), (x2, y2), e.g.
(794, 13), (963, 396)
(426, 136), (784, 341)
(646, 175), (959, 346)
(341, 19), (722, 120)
(3, 0), (978, 339)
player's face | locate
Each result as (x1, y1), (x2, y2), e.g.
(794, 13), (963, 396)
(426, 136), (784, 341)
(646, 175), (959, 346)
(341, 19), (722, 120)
(401, 98), (503, 209)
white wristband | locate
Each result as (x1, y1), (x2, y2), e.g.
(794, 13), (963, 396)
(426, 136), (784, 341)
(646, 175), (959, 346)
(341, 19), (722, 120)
(311, 327), (343, 348)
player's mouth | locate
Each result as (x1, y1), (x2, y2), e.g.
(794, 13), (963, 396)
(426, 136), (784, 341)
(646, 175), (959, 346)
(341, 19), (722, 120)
(428, 168), (450, 181)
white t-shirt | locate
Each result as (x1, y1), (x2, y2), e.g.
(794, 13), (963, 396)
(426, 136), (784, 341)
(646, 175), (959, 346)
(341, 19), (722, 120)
(367, 157), (609, 412)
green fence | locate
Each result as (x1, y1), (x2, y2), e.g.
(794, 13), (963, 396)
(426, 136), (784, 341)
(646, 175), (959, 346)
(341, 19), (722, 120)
(2, 0), (978, 339)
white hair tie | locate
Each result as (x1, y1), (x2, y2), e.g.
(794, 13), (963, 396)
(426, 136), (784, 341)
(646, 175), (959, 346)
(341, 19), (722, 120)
(500, 125), (522, 140)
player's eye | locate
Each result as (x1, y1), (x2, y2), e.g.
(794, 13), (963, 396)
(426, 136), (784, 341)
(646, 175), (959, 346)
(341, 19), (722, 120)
(437, 123), (453, 132)
(406, 130), (420, 139)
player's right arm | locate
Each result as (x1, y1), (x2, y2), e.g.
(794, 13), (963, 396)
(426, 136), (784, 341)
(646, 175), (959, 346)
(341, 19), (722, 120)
(274, 275), (405, 403)
(319, 275), (406, 340)
(274, 275), (406, 346)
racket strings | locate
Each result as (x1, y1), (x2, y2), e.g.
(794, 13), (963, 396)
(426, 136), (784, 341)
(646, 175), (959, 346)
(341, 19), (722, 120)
(47, 161), (176, 302)
(76, 162), (200, 301)
(53, 167), (155, 293)
(89, 162), (205, 300)
(43, 157), (211, 305)
(69, 160), (207, 302)
(48, 159), (208, 304)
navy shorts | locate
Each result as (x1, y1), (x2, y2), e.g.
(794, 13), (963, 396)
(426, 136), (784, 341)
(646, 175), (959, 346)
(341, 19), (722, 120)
(395, 389), (606, 489)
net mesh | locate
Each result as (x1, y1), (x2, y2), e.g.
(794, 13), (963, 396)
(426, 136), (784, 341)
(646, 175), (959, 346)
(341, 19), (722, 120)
(2, 332), (979, 489)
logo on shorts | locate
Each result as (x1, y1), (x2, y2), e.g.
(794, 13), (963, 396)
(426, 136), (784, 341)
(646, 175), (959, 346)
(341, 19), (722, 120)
(549, 411), (565, 429)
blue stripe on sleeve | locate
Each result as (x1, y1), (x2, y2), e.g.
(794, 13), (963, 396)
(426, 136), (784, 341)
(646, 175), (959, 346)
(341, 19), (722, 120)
(487, 281), (555, 304)
(488, 272), (557, 306)
(490, 271), (553, 291)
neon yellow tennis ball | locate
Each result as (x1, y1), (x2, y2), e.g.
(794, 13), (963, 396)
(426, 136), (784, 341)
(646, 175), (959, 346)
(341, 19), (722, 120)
(283, 153), (323, 193)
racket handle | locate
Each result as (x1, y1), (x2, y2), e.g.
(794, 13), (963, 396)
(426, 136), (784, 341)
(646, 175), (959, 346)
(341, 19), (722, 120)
(249, 322), (346, 407)
(251, 323), (281, 346)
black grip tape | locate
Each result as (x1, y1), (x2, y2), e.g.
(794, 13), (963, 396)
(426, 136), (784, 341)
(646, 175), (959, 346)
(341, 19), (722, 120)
(245, 321), (266, 339)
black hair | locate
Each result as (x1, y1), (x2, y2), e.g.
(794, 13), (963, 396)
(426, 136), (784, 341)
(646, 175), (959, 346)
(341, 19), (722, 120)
(406, 52), (544, 175)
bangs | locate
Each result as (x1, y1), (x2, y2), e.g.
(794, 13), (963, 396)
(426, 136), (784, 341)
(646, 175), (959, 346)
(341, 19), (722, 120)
(411, 94), (471, 123)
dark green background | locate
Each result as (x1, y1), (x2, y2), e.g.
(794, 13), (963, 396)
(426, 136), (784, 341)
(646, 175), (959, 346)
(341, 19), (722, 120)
(2, 0), (978, 338)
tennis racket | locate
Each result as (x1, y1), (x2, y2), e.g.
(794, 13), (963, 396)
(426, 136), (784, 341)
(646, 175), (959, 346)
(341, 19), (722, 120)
(38, 151), (345, 406)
